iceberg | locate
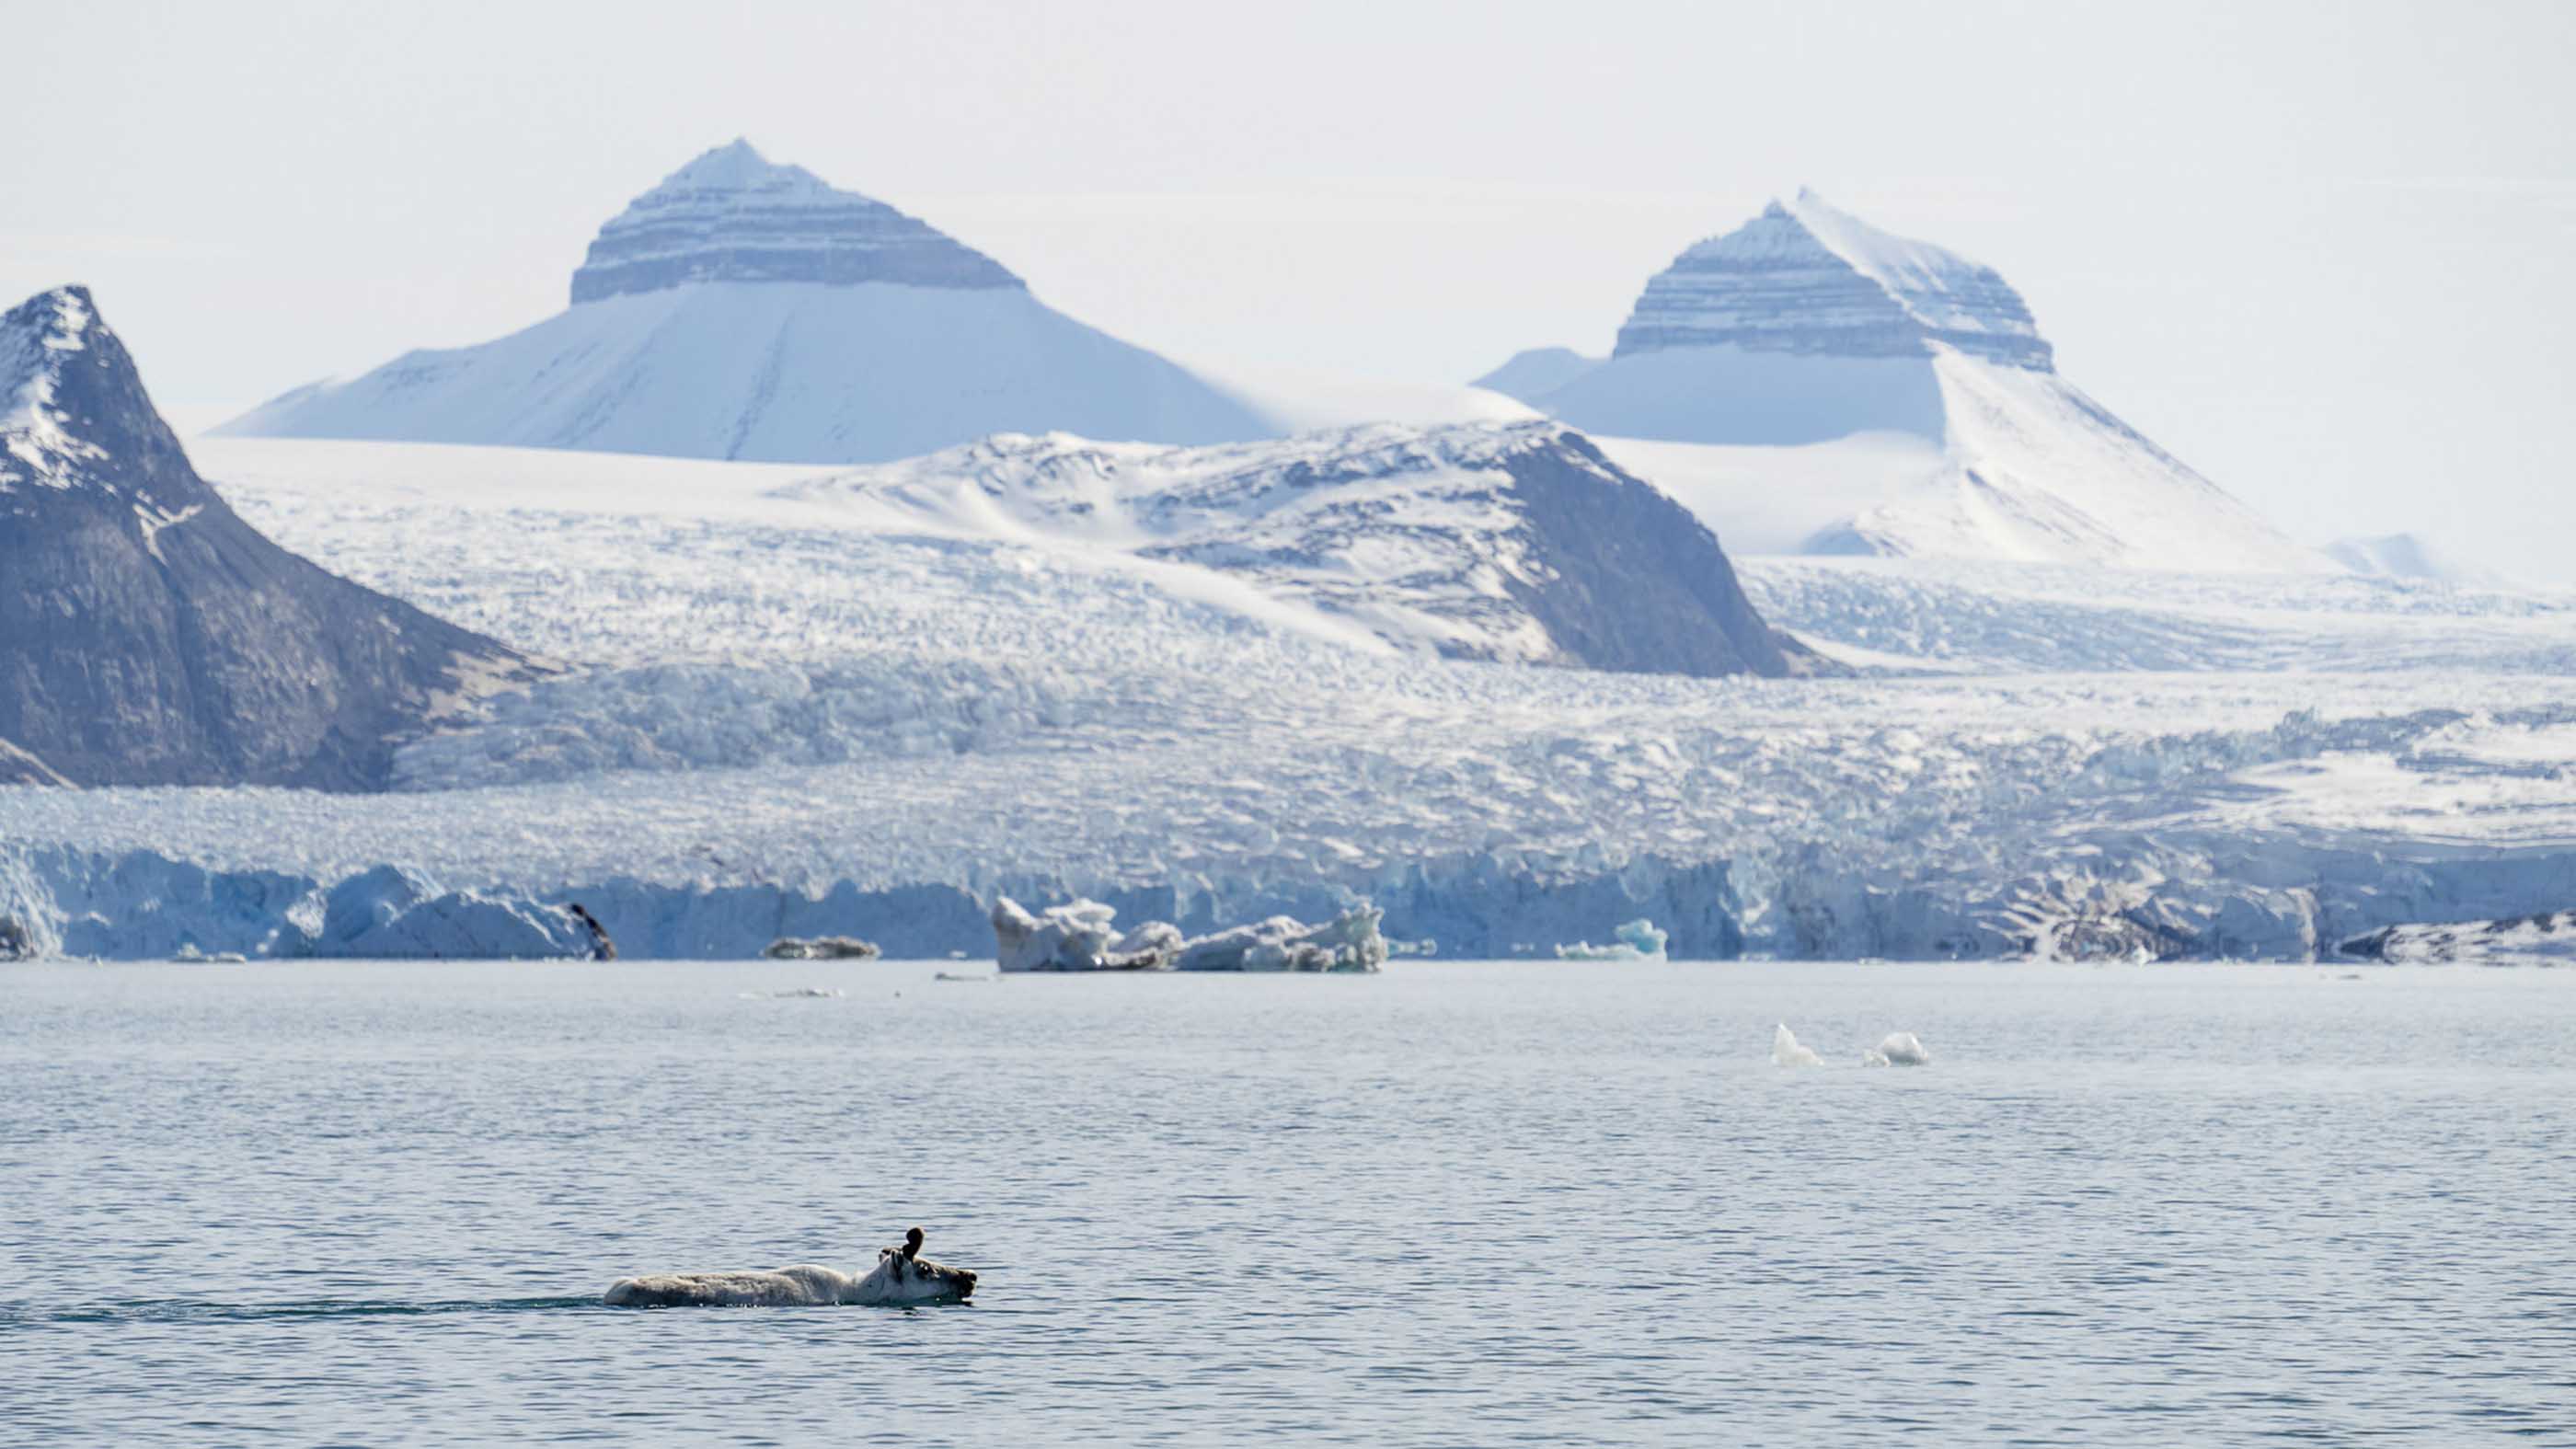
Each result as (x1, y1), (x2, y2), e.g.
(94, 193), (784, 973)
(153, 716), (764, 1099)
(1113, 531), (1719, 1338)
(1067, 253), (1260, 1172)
(1771, 1023), (1825, 1068)
(991, 896), (1386, 972)
(1554, 918), (1669, 960)
(1171, 904), (1388, 973)
(761, 935), (880, 960)
(2340, 910), (2576, 964)
(991, 897), (1181, 972)
(1862, 1031), (1933, 1066)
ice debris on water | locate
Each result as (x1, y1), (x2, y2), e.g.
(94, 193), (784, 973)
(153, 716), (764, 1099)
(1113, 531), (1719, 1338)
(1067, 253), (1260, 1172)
(991, 898), (1182, 972)
(1861, 1031), (1932, 1066)
(761, 935), (880, 960)
(991, 897), (1386, 973)
(1172, 903), (1388, 973)
(1554, 918), (1669, 960)
(1771, 1023), (1825, 1068)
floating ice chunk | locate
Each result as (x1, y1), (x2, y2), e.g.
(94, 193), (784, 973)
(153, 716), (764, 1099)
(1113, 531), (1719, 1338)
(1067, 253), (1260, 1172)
(991, 896), (1386, 972)
(1555, 917), (1670, 960)
(1771, 1022), (1824, 1068)
(1172, 903), (1387, 972)
(991, 897), (1180, 972)
(0, 914), (34, 960)
(1861, 1031), (1932, 1066)
(762, 935), (880, 960)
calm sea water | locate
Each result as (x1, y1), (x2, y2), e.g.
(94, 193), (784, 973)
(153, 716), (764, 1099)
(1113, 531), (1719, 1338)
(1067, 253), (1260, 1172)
(3, 960), (2570, 1446)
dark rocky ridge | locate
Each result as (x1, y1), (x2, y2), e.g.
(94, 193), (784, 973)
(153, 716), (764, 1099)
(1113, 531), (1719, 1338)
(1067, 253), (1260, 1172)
(1484, 430), (1816, 677)
(0, 286), (524, 788)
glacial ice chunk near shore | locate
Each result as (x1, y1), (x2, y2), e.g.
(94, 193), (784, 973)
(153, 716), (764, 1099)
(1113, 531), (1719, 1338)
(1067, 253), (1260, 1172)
(1862, 1031), (1933, 1066)
(1555, 918), (1670, 960)
(1771, 1023), (1825, 1068)
(992, 896), (1386, 973)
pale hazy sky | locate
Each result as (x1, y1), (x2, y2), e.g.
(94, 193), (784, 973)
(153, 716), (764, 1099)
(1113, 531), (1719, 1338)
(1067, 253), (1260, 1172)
(7, 0), (2572, 581)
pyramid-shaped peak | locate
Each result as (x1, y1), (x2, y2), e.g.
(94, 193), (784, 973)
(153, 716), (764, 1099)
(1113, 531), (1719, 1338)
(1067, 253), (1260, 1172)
(4, 285), (101, 406)
(647, 138), (824, 197)
(1618, 194), (2052, 371)
(570, 141), (1022, 305)
(3, 284), (198, 503)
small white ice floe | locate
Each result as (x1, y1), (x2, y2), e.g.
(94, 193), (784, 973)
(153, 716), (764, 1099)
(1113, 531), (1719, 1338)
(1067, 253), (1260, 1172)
(737, 986), (845, 999)
(1771, 1023), (1825, 1068)
(1861, 1031), (1932, 1067)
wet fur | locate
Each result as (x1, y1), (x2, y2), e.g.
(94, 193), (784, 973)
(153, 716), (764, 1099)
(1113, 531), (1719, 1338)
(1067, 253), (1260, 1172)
(604, 1253), (977, 1307)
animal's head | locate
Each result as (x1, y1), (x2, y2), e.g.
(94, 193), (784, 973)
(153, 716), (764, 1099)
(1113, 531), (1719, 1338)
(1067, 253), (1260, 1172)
(903, 1256), (978, 1301)
(870, 1242), (979, 1299)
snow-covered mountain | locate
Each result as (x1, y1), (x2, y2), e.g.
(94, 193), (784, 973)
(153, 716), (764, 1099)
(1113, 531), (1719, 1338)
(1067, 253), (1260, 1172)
(1475, 190), (2327, 572)
(785, 420), (1816, 678)
(219, 140), (1271, 463)
(0, 286), (523, 788)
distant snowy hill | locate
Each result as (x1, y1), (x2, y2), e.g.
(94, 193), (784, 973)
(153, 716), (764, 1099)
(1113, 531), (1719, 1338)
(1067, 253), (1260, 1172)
(785, 420), (1815, 678)
(2325, 533), (2513, 589)
(1477, 190), (2327, 573)
(0, 286), (523, 788)
(219, 140), (1271, 462)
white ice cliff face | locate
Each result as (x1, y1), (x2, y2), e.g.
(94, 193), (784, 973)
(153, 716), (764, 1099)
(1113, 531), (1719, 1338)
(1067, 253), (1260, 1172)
(1475, 194), (2327, 573)
(219, 142), (1271, 462)
(569, 138), (1021, 303)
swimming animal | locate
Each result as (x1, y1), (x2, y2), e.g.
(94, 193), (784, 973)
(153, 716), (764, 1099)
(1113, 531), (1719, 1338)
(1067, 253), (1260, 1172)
(604, 1248), (977, 1307)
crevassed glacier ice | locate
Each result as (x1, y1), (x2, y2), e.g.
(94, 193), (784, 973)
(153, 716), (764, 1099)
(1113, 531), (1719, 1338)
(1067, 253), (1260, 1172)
(6, 437), (2572, 965)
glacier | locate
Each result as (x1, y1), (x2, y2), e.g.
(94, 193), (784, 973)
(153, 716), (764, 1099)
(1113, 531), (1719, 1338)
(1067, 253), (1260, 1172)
(3, 433), (2571, 964)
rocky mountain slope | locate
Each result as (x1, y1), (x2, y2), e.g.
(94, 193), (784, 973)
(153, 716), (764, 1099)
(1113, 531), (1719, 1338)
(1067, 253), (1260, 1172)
(784, 420), (1816, 677)
(0, 286), (522, 788)
(1477, 191), (2325, 572)
(220, 141), (1270, 463)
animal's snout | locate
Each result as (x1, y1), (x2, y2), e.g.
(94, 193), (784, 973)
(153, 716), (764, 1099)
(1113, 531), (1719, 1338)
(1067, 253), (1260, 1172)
(956, 1269), (978, 1294)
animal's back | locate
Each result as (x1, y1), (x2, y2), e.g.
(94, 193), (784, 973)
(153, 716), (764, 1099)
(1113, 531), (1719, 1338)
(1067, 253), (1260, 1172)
(604, 1265), (847, 1307)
